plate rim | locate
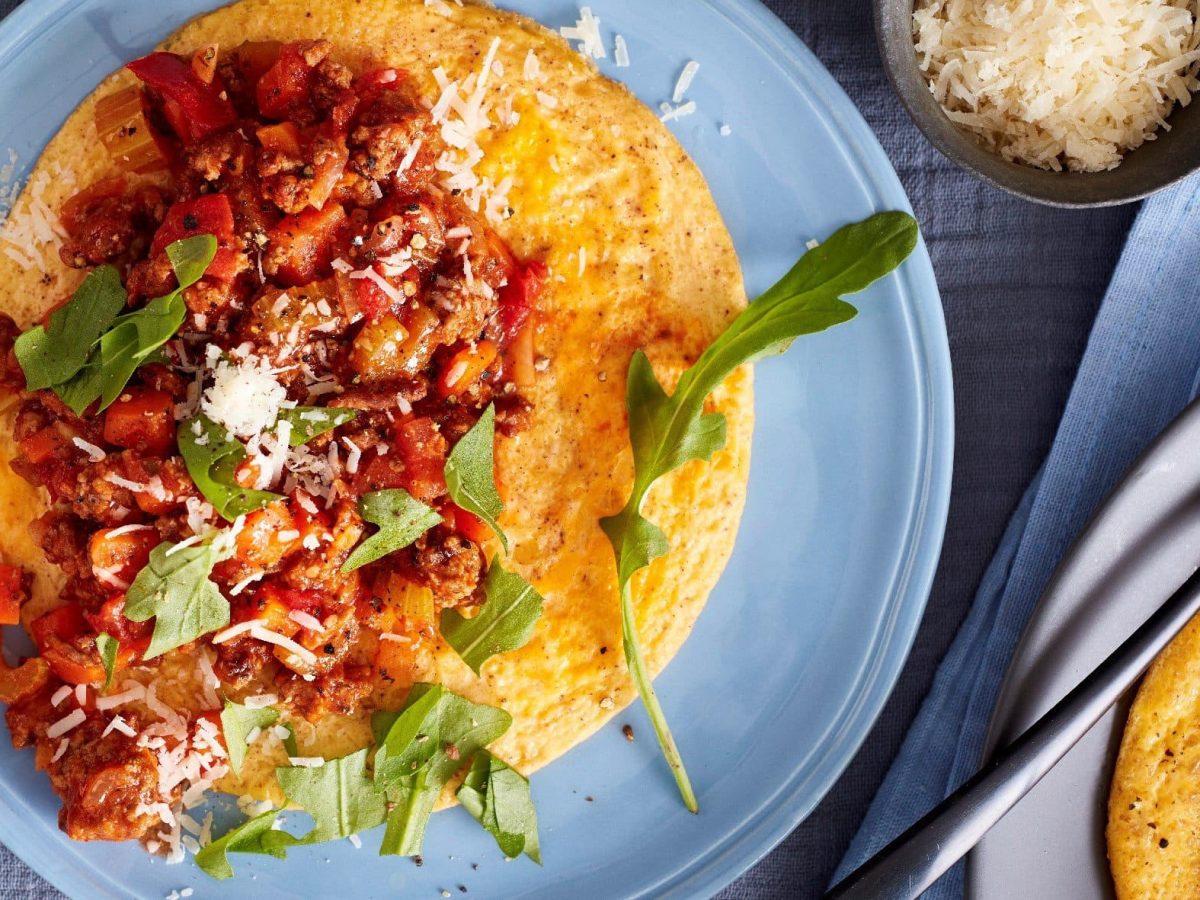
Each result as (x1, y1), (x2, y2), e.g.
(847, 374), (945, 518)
(639, 2), (953, 895)
(0, 0), (954, 896)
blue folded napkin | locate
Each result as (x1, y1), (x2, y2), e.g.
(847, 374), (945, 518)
(833, 177), (1200, 895)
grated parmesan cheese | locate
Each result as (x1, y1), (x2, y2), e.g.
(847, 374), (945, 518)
(47, 709), (86, 739)
(72, 437), (106, 462)
(201, 354), (289, 439)
(660, 100), (697, 123)
(673, 60), (700, 103)
(614, 34), (631, 68)
(561, 6), (606, 59)
(914, 0), (1200, 172)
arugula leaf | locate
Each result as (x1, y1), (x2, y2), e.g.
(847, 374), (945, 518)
(444, 404), (507, 552)
(220, 697), (280, 777)
(440, 558), (544, 674)
(124, 539), (233, 658)
(340, 489), (441, 573)
(15, 266), (126, 390)
(276, 406), (358, 446)
(373, 683), (511, 856)
(51, 235), (216, 414)
(194, 808), (286, 880)
(457, 750), (540, 863)
(280, 722), (300, 758)
(95, 633), (119, 692)
(179, 415), (283, 521)
(272, 748), (387, 844)
(599, 211), (919, 812)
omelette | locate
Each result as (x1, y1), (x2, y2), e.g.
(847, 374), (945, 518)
(0, 0), (751, 860)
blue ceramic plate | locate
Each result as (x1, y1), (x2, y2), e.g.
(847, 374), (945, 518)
(0, 1), (952, 897)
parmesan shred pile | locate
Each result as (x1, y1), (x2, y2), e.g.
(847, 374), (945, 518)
(914, 0), (1200, 172)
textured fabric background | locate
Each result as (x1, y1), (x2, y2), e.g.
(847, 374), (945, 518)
(0, 0), (1138, 897)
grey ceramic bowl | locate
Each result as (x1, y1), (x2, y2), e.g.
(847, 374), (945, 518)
(875, 0), (1200, 206)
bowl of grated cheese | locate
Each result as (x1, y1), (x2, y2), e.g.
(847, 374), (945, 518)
(876, 0), (1200, 206)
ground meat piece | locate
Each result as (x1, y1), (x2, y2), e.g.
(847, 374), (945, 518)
(59, 184), (170, 269)
(29, 510), (95, 582)
(328, 380), (429, 412)
(182, 131), (252, 185)
(125, 254), (177, 300)
(277, 663), (372, 721)
(214, 633), (276, 687)
(70, 459), (139, 524)
(348, 88), (440, 187)
(406, 528), (484, 606)
(280, 500), (363, 594)
(312, 58), (353, 114)
(259, 131), (348, 214)
(428, 279), (495, 349)
(181, 273), (250, 322)
(52, 716), (164, 842)
(7, 692), (165, 842)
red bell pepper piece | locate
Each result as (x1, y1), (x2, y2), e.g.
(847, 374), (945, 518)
(151, 194), (241, 283)
(126, 52), (236, 144)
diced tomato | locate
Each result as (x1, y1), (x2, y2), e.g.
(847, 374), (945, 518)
(0, 565), (26, 625)
(31, 604), (87, 646)
(256, 122), (302, 157)
(31, 605), (105, 686)
(444, 503), (490, 545)
(0, 656), (50, 704)
(266, 202), (347, 286)
(392, 417), (448, 502)
(88, 527), (160, 591)
(152, 194), (241, 283)
(126, 52), (236, 143)
(497, 260), (547, 346)
(256, 42), (317, 120)
(60, 176), (129, 237)
(83, 595), (152, 648)
(352, 268), (392, 323)
(103, 387), (175, 455)
(435, 340), (498, 398)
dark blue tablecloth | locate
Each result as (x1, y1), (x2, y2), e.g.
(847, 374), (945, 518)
(0, 0), (1138, 896)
